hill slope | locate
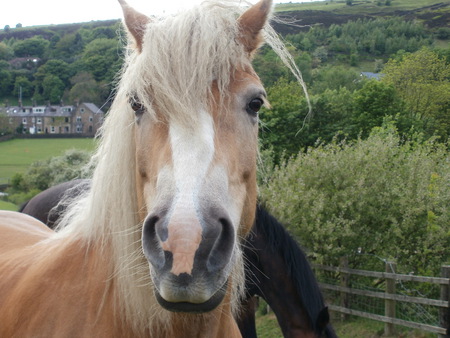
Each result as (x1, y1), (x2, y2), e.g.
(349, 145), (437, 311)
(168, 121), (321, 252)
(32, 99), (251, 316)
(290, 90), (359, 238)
(273, 0), (450, 35)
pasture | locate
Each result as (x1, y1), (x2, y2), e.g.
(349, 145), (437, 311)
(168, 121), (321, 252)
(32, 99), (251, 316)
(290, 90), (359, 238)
(276, 0), (448, 13)
(0, 138), (95, 185)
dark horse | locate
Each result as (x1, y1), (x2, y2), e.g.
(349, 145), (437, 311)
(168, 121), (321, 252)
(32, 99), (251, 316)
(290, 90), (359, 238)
(20, 180), (336, 338)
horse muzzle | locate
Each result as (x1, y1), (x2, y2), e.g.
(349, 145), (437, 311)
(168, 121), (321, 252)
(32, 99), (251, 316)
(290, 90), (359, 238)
(142, 206), (235, 313)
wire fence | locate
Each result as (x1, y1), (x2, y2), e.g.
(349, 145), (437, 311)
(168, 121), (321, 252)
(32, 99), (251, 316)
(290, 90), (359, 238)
(312, 258), (450, 336)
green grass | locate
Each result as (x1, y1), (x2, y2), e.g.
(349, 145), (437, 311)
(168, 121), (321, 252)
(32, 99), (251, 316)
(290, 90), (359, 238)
(256, 313), (435, 337)
(0, 199), (18, 211)
(256, 313), (283, 338)
(0, 138), (96, 185)
(275, 0), (449, 13)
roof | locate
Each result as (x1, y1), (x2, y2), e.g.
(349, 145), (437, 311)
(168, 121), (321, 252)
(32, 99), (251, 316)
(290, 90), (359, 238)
(2, 103), (105, 117)
(81, 103), (105, 115)
(360, 72), (384, 80)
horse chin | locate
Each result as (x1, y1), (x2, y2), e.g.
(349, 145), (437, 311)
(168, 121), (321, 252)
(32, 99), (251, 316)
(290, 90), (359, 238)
(155, 280), (228, 313)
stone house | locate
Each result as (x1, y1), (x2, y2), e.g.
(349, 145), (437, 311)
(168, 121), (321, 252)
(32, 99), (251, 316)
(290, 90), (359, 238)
(0, 102), (105, 135)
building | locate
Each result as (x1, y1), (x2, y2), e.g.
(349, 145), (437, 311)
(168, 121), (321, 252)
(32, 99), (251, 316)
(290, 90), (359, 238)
(360, 72), (384, 81)
(0, 102), (105, 135)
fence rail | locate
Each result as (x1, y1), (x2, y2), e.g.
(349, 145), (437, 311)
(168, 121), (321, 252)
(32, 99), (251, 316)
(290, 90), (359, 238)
(312, 262), (450, 337)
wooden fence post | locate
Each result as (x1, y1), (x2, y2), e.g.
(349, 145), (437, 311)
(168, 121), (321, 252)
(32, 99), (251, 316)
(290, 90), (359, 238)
(340, 256), (349, 321)
(439, 265), (450, 338)
(385, 261), (397, 336)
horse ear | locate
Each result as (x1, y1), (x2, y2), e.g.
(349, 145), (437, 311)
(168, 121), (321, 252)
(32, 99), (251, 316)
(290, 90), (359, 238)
(237, 0), (273, 55)
(118, 0), (150, 52)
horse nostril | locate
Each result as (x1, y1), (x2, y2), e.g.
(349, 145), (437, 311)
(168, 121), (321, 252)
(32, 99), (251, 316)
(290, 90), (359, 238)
(206, 216), (235, 273)
(142, 215), (166, 269)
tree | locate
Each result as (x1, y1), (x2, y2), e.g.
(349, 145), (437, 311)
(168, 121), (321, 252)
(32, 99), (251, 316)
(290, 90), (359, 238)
(0, 69), (12, 97)
(0, 42), (14, 60)
(310, 65), (360, 94)
(81, 38), (121, 82)
(351, 80), (405, 137)
(259, 77), (308, 162)
(13, 36), (49, 58)
(42, 75), (65, 103)
(68, 72), (103, 105)
(52, 32), (84, 60)
(13, 76), (34, 98)
(382, 48), (450, 139)
(35, 59), (72, 86)
(260, 124), (450, 276)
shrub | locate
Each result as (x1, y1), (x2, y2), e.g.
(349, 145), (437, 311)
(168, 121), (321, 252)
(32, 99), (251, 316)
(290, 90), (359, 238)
(259, 123), (449, 276)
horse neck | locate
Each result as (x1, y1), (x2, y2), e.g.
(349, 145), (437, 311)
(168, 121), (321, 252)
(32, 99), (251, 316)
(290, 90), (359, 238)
(244, 208), (321, 337)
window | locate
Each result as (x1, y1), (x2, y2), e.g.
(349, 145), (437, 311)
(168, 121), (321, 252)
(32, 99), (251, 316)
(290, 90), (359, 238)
(65, 117), (69, 123)
(51, 126), (55, 133)
(80, 108), (85, 113)
(76, 116), (82, 122)
(89, 116), (93, 122)
(22, 118), (27, 124)
(76, 126), (82, 133)
(31, 118), (35, 123)
(37, 128), (42, 133)
(64, 126), (69, 133)
(37, 118), (42, 124)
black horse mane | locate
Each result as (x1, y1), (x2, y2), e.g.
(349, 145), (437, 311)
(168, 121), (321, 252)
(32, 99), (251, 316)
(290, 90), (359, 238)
(254, 204), (335, 336)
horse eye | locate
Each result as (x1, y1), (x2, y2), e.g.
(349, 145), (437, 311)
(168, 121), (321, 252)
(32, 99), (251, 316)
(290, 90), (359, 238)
(247, 98), (263, 115)
(130, 97), (145, 115)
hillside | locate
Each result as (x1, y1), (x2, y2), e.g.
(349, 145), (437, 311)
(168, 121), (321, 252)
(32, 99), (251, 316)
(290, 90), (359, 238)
(273, 0), (450, 35)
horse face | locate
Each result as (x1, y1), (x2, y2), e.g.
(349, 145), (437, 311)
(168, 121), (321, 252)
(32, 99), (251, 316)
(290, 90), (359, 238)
(120, 0), (272, 313)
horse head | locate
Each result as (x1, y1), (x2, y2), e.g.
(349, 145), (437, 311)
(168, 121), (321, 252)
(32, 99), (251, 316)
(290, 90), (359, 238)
(119, 0), (272, 313)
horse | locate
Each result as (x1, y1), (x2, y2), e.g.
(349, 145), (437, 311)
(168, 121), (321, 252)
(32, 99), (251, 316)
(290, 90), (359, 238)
(241, 205), (337, 338)
(20, 180), (337, 337)
(0, 0), (310, 336)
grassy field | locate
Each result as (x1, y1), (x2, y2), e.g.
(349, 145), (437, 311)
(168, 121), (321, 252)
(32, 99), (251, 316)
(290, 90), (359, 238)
(275, 0), (449, 13)
(0, 138), (96, 185)
(256, 312), (435, 337)
(0, 199), (18, 211)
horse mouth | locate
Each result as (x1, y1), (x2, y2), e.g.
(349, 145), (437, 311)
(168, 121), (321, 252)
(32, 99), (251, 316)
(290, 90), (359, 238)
(155, 280), (228, 313)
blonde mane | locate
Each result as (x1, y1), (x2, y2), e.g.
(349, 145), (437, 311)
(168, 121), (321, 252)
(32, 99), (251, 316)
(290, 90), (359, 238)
(51, 0), (308, 332)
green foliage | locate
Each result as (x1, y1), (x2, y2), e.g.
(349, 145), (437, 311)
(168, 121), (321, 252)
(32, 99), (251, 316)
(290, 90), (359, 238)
(259, 77), (306, 162)
(260, 123), (450, 276)
(68, 72), (104, 106)
(0, 42), (13, 60)
(0, 138), (96, 185)
(13, 76), (33, 98)
(0, 69), (12, 96)
(42, 74), (65, 103)
(351, 80), (405, 137)
(13, 36), (49, 58)
(310, 65), (360, 94)
(382, 47), (450, 140)
(35, 59), (72, 86)
(6, 149), (93, 205)
(81, 38), (122, 82)
(287, 17), (432, 60)
(435, 27), (450, 40)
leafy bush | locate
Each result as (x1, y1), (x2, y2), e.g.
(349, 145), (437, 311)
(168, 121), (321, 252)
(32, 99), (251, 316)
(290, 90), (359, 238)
(259, 123), (449, 276)
(6, 149), (93, 205)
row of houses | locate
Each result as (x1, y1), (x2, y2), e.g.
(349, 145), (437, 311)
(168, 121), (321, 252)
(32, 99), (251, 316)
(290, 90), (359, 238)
(0, 102), (105, 135)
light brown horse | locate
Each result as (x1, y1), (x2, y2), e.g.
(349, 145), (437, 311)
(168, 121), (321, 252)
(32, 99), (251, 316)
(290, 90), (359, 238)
(0, 0), (306, 336)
